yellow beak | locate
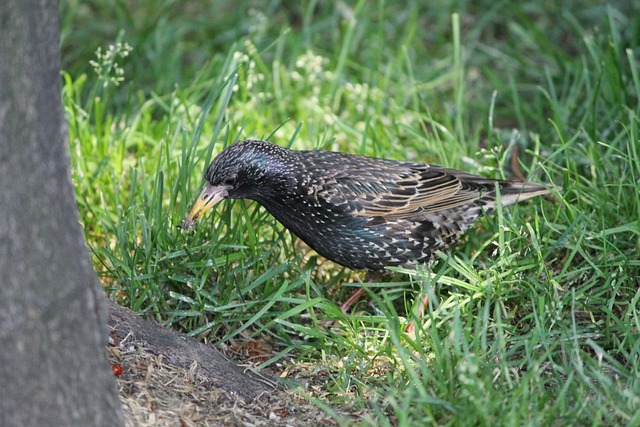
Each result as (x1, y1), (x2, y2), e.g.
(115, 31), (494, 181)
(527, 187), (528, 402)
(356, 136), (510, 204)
(181, 183), (230, 230)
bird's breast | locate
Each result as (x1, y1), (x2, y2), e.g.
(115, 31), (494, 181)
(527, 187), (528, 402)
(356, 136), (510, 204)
(256, 194), (432, 270)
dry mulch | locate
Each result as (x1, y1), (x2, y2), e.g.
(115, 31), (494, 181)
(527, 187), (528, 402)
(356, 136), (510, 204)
(106, 301), (360, 426)
(108, 344), (340, 426)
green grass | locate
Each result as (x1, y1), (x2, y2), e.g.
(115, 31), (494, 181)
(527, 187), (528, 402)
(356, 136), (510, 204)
(61, 1), (640, 425)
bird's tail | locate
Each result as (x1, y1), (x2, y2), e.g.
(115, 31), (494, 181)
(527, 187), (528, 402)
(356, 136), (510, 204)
(486, 181), (559, 210)
(449, 180), (558, 228)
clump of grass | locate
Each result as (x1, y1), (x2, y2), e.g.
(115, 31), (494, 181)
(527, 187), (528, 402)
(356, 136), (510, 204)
(62, 1), (640, 425)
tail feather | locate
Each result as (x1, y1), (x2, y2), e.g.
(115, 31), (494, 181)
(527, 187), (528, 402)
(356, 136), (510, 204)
(484, 181), (558, 211)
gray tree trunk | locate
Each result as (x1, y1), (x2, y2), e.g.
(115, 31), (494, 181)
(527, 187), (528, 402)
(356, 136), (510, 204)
(0, 1), (123, 425)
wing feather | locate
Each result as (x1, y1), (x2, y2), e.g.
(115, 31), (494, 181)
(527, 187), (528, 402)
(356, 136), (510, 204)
(306, 150), (549, 221)
(325, 164), (483, 218)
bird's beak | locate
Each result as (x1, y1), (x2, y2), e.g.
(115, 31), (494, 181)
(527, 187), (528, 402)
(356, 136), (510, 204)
(181, 183), (230, 230)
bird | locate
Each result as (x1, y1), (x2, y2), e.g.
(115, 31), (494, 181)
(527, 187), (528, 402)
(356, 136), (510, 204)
(182, 139), (553, 274)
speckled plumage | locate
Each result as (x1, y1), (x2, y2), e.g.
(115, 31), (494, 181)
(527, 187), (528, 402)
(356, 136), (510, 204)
(183, 140), (552, 271)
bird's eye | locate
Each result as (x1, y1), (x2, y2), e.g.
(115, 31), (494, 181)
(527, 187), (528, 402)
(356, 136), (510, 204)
(223, 177), (236, 186)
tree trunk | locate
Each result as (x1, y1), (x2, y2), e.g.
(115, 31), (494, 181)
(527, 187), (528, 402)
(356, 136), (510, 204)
(0, 1), (122, 425)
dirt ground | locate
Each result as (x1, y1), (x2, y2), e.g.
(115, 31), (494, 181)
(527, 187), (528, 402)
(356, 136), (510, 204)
(108, 344), (343, 426)
(107, 302), (363, 426)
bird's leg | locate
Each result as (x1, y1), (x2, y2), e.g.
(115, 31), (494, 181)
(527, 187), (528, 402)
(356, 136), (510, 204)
(338, 287), (366, 315)
(338, 270), (384, 315)
(321, 280), (367, 328)
(323, 272), (378, 327)
(405, 292), (429, 334)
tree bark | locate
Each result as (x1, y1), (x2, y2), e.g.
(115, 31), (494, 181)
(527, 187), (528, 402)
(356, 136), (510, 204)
(0, 1), (122, 425)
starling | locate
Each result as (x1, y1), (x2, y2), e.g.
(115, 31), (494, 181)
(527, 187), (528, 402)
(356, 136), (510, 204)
(182, 139), (553, 271)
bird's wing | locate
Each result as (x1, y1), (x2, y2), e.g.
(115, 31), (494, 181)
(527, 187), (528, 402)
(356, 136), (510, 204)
(327, 164), (486, 219)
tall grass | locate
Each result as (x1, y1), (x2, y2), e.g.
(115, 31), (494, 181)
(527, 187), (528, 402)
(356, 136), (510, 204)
(61, 1), (639, 424)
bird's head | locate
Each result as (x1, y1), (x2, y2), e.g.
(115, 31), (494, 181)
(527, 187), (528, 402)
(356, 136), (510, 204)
(181, 140), (290, 230)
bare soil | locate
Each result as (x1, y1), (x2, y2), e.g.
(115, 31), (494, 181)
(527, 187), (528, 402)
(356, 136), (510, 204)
(107, 301), (355, 426)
